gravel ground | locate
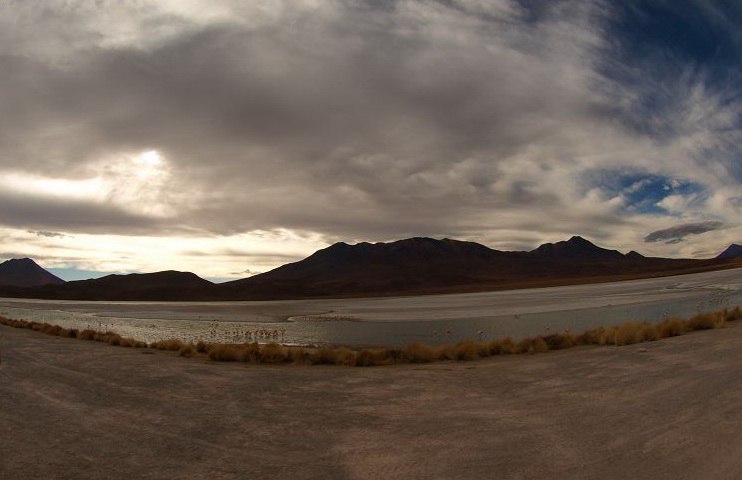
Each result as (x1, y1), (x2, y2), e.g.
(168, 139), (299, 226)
(3, 322), (742, 479)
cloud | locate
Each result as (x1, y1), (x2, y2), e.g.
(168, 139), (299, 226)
(29, 230), (69, 239)
(241, 269), (262, 277)
(0, 0), (739, 276)
(644, 221), (727, 244)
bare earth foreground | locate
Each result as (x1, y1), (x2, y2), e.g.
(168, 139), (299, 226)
(3, 323), (742, 479)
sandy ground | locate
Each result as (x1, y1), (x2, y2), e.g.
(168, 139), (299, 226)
(3, 324), (742, 479)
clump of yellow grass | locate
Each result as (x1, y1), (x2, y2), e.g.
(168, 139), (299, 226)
(0, 317), (148, 348)
(355, 348), (393, 367)
(178, 344), (197, 358)
(514, 336), (550, 354)
(258, 343), (289, 364)
(207, 344), (244, 362)
(403, 342), (436, 363)
(151, 339), (186, 351)
(484, 337), (516, 355)
(656, 317), (687, 337)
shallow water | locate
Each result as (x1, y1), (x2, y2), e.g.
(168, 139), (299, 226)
(1, 268), (740, 347)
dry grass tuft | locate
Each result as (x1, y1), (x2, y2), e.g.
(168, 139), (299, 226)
(452, 341), (488, 361)
(0, 317), (26, 329)
(42, 324), (65, 336)
(78, 329), (97, 341)
(334, 347), (358, 366)
(578, 327), (606, 345)
(259, 343), (289, 364)
(485, 337), (516, 355)
(726, 306), (742, 322)
(120, 338), (148, 348)
(311, 347), (336, 365)
(91, 331), (124, 345)
(0, 317), (147, 347)
(542, 333), (576, 350)
(657, 317), (688, 338)
(178, 344), (197, 358)
(599, 326), (619, 346)
(687, 311), (725, 331)
(207, 344), (243, 362)
(355, 348), (392, 366)
(288, 347), (311, 365)
(514, 336), (549, 354)
(640, 322), (660, 342)
(241, 342), (261, 363)
(403, 342), (436, 363)
(151, 339), (186, 351)
(614, 321), (659, 346)
(435, 344), (455, 361)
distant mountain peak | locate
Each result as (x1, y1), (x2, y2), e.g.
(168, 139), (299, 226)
(530, 236), (624, 261)
(716, 244), (742, 260)
(567, 235), (592, 245)
(7, 257), (35, 265)
(0, 257), (66, 287)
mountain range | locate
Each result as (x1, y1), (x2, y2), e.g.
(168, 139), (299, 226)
(1, 237), (740, 301)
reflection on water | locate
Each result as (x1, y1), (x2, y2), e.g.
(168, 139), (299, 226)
(1, 268), (740, 347)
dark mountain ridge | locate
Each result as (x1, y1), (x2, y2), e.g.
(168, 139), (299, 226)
(221, 236), (731, 300)
(717, 244), (742, 260)
(0, 270), (215, 301)
(0, 258), (65, 287)
(1, 237), (740, 301)
(220, 237), (516, 298)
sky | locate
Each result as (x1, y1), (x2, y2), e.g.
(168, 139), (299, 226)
(0, 0), (740, 282)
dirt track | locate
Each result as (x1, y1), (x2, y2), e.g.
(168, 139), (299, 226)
(3, 323), (742, 479)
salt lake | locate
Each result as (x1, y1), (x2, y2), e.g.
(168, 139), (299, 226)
(1, 267), (740, 348)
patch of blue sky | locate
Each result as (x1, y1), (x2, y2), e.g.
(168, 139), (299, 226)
(605, 1), (741, 76)
(586, 171), (706, 215)
(597, 1), (741, 139)
(47, 268), (116, 282)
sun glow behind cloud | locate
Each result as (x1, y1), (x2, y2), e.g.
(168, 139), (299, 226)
(0, 173), (104, 200)
(137, 149), (163, 169)
(0, 149), (176, 219)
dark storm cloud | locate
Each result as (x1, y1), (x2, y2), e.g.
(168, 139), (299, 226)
(0, 190), (165, 234)
(644, 221), (726, 244)
(3, 1), (590, 235)
(0, 0), (739, 255)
